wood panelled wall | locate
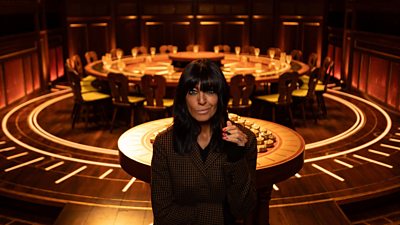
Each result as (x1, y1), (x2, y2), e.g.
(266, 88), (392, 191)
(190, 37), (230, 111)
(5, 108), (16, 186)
(326, 0), (400, 113)
(65, 0), (325, 62)
(0, 34), (40, 109)
(0, 0), (65, 110)
(349, 33), (400, 112)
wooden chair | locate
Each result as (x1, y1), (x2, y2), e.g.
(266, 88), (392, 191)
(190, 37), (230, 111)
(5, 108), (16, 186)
(267, 47), (281, 59)
(110, 48), (123, 59)
(315, 57), (334, 118)
(290, 49), (303, 61)
(107, 73), (145, 132)
(159, 45), (169, 54)
(255, 71), (299, 128)
(66, 57), (97, 93)
(186, 44), (194, 51)
(299, 52), (318, 89)
(308, 52), (318, 68)
(137, 46), (148, 55)
(140, 74), (174, 121)
(84, 51), (98, 64)
(228, 74), (255, 116)
(66, 68), (110, 129)
(222, 45), (231, 53)
(292, 68), (320, 123)
(243, 45), (256, 55)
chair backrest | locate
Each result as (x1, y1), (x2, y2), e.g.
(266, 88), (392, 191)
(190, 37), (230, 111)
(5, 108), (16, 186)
(229, 74), (255, 107)
(66, 67), (84, 103)
(277, 71), (299, 104)
(70, 54), (84, 75)
(306, 68), (320, 99)
(159, 45), (169, 54)
(110, 48), (124, 59)
(307, 53), (318, 69)
(141, 74), (167, 108)
(222, 45), (231, 53)
(290, 49), (303, 61)
(137, 46), (147, 55)
(319, 56), (333, 84)
(186, 44), (194, 51)
(267, 47), (281, 58)
(108, 73), (131, 107)
(85, 51), (98, 64)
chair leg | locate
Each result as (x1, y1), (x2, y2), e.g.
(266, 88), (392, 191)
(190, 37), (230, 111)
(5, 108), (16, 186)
(72, 104), (81, 129)
(316, 92), (327, 118)
(271, 106), (276, 122)
(309, 99), (318, 123)
(287, 105), (295, 129)
(300, 102), (306, 122)
(110, 108), (118, 133)
(130, 108), (135, 127)
(321, 96), (327, 117)
(84, 105), (90, 129)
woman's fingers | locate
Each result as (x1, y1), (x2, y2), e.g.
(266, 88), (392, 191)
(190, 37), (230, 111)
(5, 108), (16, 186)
(222, 122), (248, 146)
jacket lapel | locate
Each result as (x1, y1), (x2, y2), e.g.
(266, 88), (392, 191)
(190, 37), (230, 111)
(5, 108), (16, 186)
(190, 143), (223, 178)
(190, 144), (208, 178)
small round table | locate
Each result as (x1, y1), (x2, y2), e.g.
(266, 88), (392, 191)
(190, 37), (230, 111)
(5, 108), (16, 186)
(118, 117), (304, 225)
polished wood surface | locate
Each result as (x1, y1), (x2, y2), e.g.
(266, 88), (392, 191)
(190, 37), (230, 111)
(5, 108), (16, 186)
(0, 86), (399, 224)
(118, 117), (304, 184)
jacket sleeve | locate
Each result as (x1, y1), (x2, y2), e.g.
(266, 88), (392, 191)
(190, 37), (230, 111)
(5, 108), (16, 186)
(223, 130), (258, 219)
(151, 137), (198, 225)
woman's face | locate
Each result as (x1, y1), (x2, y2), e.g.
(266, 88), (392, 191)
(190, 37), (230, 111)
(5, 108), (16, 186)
(186, 84), (218, 123)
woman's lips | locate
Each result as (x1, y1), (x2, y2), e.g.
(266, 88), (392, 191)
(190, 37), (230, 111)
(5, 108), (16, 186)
(196, 108), (210, 114)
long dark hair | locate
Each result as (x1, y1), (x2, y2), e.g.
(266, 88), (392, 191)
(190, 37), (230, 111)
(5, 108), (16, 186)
(173, 59), (229, 154)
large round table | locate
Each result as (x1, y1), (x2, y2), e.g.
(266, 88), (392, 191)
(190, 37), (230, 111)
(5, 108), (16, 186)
(118, 117), (304, 225)
(168, 51), (225, 68)
(85, 52), (309, 87)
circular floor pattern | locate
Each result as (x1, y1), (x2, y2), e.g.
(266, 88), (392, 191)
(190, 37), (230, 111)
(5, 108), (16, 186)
(0, 88), (399, 210)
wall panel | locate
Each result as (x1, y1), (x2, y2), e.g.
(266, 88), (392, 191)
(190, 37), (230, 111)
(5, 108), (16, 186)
(144, 22), (167, 51)
(5, 58), (25, 104)
(0, 64), (5, 108)
(23, 56), (33, 94)
(303, 22), (321, 63)
(358, 54), (368, 92)
(351, 51), (360, 89)
(68, 23), (88, 57)
(251, 16), (273, 54)
(49, 48), (58, 81)
(197, 21), (221, 51)
(116, 17), (140, 54)
(333, 47), (342, 79)
(32, 52), (40, 90)
(387, 62), (399, 109)
(88, 23), (110, 56)
(170, 22), (193, 52)
(279, 21), (300, 53)
(367, 56), (388, 102)
(223, 21), (246, 50)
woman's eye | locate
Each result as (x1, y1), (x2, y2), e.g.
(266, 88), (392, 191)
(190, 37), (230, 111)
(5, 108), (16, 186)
(206, 90), (215, 94)
(188, 89), (198, 95)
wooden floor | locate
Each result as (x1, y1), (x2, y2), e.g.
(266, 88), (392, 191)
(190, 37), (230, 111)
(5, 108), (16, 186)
(0, 85), (399, 225)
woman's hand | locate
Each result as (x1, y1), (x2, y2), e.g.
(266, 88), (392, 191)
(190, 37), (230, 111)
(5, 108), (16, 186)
(222, 121), (248, 147)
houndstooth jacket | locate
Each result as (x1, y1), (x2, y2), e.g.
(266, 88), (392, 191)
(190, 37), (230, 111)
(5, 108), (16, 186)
(151, 125), (257, 225)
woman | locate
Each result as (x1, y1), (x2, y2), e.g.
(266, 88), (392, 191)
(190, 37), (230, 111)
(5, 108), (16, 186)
(151, 59), (257, 225)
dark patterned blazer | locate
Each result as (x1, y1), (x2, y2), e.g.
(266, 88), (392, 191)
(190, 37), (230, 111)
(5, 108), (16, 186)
(151, 124), (257, 225)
